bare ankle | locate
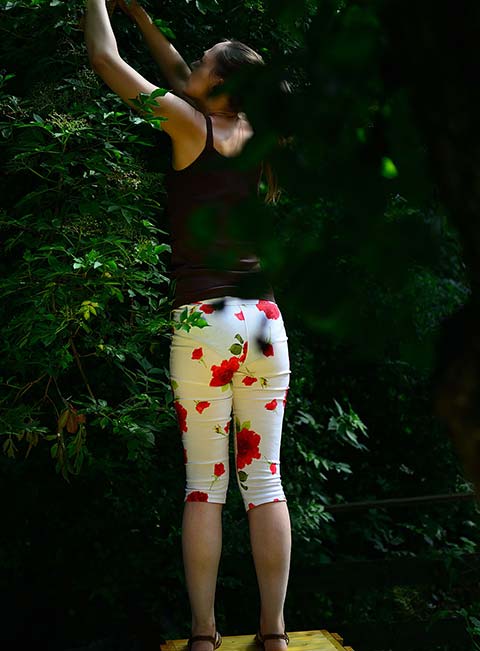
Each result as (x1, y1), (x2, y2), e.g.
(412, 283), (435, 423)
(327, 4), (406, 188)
(260, 616), (285, 633)
(192, 623), (216, 635)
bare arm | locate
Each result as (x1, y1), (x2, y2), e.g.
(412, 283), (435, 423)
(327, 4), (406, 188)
(84, 0), (121, 65)
(83, 0), (200, 141)
(118, 0), (192, 96)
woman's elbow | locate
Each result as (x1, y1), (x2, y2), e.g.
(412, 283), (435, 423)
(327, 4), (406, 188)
(88, 49), (120, 71)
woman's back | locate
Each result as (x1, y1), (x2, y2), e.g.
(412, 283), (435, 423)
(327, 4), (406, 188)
(165, 110), (274, 310)
(170, 108), (255, 172)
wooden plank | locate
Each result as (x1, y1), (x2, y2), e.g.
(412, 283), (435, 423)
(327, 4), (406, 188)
(160, 629), (354, 651)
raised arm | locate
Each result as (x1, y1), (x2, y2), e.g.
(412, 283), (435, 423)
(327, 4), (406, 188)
(117, 0), (192, 97)
(83, 0), (200, 140)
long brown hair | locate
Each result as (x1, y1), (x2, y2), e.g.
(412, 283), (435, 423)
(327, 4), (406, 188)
(211, 39), (291, 205)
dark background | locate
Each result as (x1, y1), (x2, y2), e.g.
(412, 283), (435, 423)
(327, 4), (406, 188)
(0, 1), (479, 650)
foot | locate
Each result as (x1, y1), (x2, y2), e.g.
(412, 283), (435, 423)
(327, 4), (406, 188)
(258, 627), (288, 651)
(189, 629), (219, 651)
(263, 639), (288, 651)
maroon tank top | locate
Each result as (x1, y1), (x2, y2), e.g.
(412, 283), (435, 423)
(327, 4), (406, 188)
(165, 112), (276, 309)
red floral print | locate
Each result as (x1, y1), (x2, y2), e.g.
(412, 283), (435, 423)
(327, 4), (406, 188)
(283, 387), (289, 407)
(237, 426), (261, 469)
(248, 503), (255, 510)
(235, 310), (245, 320)
(256, 300), (280, 320)
(192, 347), (203, 360)
(214, 463), (225, 477)
(270, 462), (277, 474)
(265, 399), (277, 411)
(174, 400), (188, 432)
(186, 491), (209, 502)
(210, 356), (240, 386)
(274, 498), (280, 502)
(199, 303), (216, 314)
(196, 400), (211, 414)
(242, 375), (258, 386)
(224, 421), (230, 433)
(262, 342), (274, 357)
(238, 341), (248, 363)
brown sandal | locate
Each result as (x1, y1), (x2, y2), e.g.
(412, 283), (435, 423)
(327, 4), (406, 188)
(187, 629), (222, 650)
(254, 630), (290, 648)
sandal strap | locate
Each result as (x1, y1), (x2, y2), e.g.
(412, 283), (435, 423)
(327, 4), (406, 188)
(261, 632), (290, 643)
(188, 631), (221, 649)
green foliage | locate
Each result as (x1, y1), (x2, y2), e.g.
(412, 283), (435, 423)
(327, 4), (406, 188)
(0, 0), (479, 649)
(0, 58), (176, 477)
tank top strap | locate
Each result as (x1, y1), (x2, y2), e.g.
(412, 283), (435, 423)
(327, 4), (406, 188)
(204, 113), (214, 150)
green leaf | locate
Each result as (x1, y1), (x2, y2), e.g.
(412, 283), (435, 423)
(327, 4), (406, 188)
(381, 156), (398, 178)
(190, 312), (209, 328)
(154, 244), (170, 255)
(152, 19), (176, 40)
(151, 87), (169, 99)
(196, 0), (222, 13)
(144, 432), (155, 446)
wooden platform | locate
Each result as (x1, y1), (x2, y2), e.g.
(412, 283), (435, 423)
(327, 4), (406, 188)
(160, 630), (354, 651)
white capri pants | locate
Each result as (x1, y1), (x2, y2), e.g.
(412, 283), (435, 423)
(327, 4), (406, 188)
(169, 296), (291, 512)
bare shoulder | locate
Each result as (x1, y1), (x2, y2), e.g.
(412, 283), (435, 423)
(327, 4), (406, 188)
(89, 55), (204, 143)
(156, 89), (204, 140)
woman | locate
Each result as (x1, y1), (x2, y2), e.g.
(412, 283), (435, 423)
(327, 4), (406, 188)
(84, 2), (291, 650)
